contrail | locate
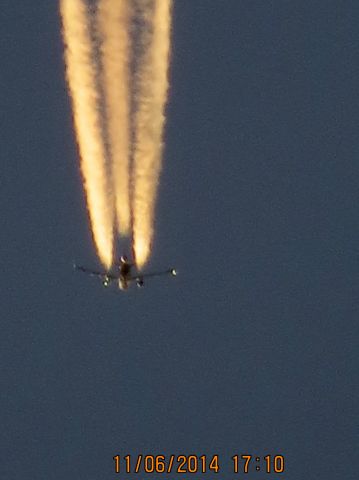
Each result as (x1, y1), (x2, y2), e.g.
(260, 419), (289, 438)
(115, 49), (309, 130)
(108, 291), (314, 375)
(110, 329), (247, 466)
(61, 0), (172, 269)
(97, 0), (132, 236)
(131, 0), (172, 268)
(60, 0), (114, 268)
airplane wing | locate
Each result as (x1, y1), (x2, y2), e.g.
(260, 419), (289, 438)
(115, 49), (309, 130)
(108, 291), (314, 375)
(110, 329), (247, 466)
(74, 264), (119, 281)
(129, 268), (177, 284)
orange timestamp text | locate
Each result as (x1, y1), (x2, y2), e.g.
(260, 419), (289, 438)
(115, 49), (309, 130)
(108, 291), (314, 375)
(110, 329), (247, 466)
(113, 453), (285, 474)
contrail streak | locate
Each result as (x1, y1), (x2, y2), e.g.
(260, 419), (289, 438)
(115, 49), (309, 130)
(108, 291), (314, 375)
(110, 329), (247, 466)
(132, 0), (172, 268)
(60, 0), (114, 268)
(97, 0), (132, 235)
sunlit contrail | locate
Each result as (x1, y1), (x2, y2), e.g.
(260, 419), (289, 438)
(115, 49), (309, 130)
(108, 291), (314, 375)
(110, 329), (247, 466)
(61, 0), (172, 269)
(97, 0), (132, 235)
(132, 0), (172, 268)
(60, 0), (113, 268)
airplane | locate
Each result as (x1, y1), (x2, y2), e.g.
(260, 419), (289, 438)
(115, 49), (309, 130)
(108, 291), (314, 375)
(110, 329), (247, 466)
(74, 255), (177, 290)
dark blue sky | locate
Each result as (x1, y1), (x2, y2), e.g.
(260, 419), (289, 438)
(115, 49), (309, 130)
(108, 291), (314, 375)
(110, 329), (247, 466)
(1, 1), (357, 479)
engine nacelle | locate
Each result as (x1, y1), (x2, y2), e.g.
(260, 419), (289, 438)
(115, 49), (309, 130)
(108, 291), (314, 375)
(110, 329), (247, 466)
(136, 278), (144, 288)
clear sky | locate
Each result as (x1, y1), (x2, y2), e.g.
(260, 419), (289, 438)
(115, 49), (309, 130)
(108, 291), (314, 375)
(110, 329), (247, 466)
(1, 1), (357, 479)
